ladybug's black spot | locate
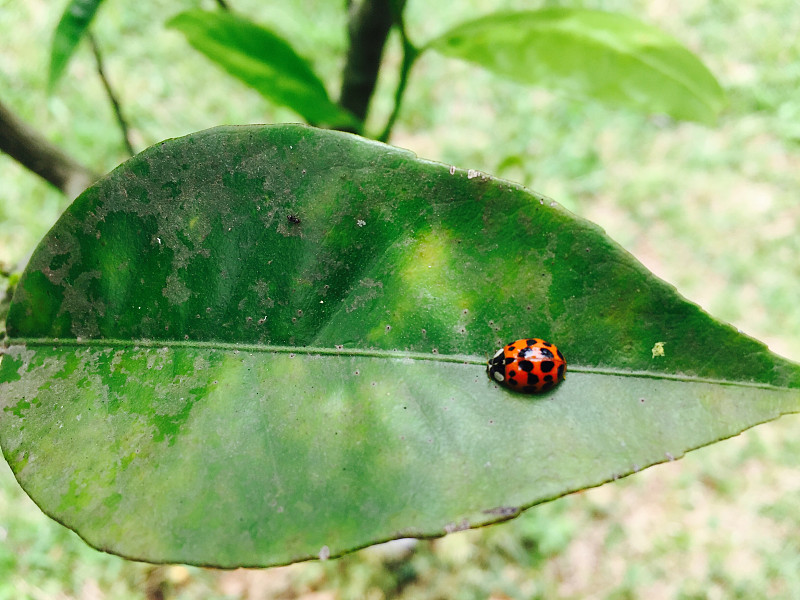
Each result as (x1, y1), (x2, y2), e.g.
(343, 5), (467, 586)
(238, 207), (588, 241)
(504, 357), (515, 365)
(508, 370), (516, 377)
(522, 386), (537, 393)
(507, 344), (515, 350)
(518, 360), (534, 372)
(557, 364), (565, 381)
(527, 374), (539, 384)
(508, 378), (519, 386)
(539, 360), (555, 373)
(526, 339), (536, 346)
(518, 347), (533, 359)
(557, 349), (564, 361)
(541, 382), (554, 391)
(539, 347), (554, 359)
(542, 341), (552, 347)
(544, 374), (554, 383)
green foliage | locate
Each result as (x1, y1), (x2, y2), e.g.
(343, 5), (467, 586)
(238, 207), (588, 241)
(2, 0), (800, 594)
(49, 0), (105, 90)
(427, 9), (726, 124)
(167, 10), (359, 129)
(2, 124), (797, 567)
(163, 5), (725, 136)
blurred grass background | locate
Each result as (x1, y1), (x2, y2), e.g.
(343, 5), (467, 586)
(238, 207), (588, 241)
(1, 0), (799, 598)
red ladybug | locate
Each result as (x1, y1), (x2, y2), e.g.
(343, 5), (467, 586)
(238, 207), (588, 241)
(487, 338), (566, 393)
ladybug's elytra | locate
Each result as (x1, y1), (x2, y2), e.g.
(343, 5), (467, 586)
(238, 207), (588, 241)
(487, 338), (566, 393)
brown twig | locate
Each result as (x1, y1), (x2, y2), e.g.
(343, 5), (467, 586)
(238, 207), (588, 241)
(0, 97), (99, 198)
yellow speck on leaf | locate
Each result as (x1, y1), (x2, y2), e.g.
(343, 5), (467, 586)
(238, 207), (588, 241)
(652, 342), (666, 358)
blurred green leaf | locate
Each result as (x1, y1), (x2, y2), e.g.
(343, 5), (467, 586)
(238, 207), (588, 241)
(49, 0), (104, 90)
(1, 125), (797, 567)
(427, 9), (726, 123)
(167, 10), (358, 129)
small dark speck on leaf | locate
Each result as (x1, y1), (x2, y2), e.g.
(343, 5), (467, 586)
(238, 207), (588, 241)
(482, 506), (519, 517)
(640, 397), (646, 403)
(287, 214), (301, 224)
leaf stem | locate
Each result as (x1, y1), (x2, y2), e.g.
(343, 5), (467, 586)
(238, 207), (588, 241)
(377, 2), (418, 142)
(88, 32), (135, 156)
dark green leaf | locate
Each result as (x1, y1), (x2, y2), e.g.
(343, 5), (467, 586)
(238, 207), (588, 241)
(427, 9), (726, 123)
(1, 125), (797, 567)
(166, 10), (358, 129)
(49, 0), (104, 90)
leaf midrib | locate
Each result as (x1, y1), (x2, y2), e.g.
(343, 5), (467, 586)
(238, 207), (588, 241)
(3, 338), (791, 391)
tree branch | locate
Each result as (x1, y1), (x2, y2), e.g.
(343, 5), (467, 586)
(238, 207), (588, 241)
(0, 98), (99, 198)
(339, 0), (399, 124)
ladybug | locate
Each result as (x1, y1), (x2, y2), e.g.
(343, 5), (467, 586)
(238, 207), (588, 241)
(487, 338), (566, 393)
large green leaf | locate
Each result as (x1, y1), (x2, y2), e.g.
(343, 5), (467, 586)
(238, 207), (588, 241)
(166, 10), (358, 130)
(426, 9), (725, 123)
(49, 0), (104, 90)
(1, 125), (797, 567)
